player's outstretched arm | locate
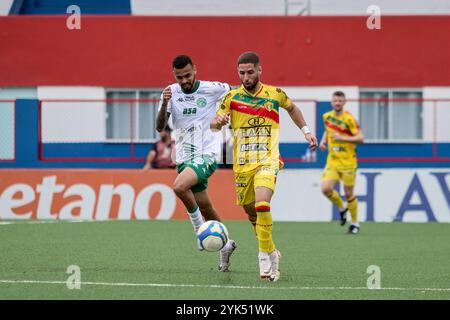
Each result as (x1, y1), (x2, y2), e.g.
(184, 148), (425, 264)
(287, 102), (318, 151)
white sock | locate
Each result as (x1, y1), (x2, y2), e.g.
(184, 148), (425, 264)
(339, 205), (347, 212)
(221, 239), (233, 251)
(188, 207), (204, 232)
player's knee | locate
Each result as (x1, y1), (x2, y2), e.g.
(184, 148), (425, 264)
(321, 185), (333, 195)
(173, 182), (187, 197)
(344, 190), (354, 199)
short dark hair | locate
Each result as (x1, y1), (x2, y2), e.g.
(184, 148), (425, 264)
(172, 55), (193, 69)
(237, 51), (260, 66)
(332, 91), (346, 98)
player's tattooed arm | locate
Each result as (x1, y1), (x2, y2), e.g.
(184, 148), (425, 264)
(287, 102), (318, 151)
(156, 87), (172, 132)
(156, 111), (171, 132)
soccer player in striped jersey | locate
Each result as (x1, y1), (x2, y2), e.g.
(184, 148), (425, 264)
(319, 91), (364, 234)
(211, 52), (318, 281)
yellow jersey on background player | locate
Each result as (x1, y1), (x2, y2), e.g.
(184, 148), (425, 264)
(217, 83), (291, 174)
(323, 110), (360, 169)
(320, 91), (364, 234)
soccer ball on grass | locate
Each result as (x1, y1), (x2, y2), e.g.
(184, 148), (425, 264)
(196, 220), (229, 252)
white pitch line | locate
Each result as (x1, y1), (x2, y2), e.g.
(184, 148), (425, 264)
(0, 280), (449, 292)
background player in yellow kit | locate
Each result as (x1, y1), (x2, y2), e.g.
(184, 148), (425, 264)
(320, 91), (364, 234)
(211, 52), (318, 281)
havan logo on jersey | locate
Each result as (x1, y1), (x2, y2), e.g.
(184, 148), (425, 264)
(238, 126), (271, 138)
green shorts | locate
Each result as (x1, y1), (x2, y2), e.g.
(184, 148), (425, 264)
(176, 155), (217, 193)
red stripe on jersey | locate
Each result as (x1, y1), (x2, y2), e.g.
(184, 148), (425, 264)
(325, 121), (353, 136)
(255, 205), (271, 212)
(230, 101), (279, 123)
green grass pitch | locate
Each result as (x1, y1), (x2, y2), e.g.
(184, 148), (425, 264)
(0, 220), (449, 300)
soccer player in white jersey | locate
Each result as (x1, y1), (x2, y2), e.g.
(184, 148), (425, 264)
(156, 55), (237, 272)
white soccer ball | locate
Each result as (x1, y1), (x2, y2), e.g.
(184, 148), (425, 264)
(196, 220), (229, 252)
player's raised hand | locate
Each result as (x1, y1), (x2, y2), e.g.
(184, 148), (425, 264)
(305, 133), (318, 151)
(162, 86), (172, 105)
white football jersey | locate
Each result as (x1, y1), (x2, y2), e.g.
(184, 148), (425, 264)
(159, 80), (231, 164)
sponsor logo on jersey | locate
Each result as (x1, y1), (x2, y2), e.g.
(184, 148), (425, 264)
(240, 143), (269, 152)
(238, 126), (271, 138)
(332, 146), (347, 152)
(185, 96), (195, 102)
(182, 108), (197, 115)
(247, 117), (266, 126)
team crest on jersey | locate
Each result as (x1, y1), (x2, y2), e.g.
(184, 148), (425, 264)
(263, 101), (274, 111)
(197, 97), (207, 108)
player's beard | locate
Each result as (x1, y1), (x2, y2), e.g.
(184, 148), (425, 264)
(181, 78), (196, 92)
(243, 76), (259, 92)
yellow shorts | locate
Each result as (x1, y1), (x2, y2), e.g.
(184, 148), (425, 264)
(234, 165), (279, 206)
(322, 165), (357, 187)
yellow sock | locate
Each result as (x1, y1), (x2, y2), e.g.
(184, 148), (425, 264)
(255, 201), (275, 253)
(325, 190), (344, 209)
(347, 196), (358, 223)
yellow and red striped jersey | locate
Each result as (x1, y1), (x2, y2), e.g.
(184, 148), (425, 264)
(217, 83), (291, 173)
(323, 110), (360, 168)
